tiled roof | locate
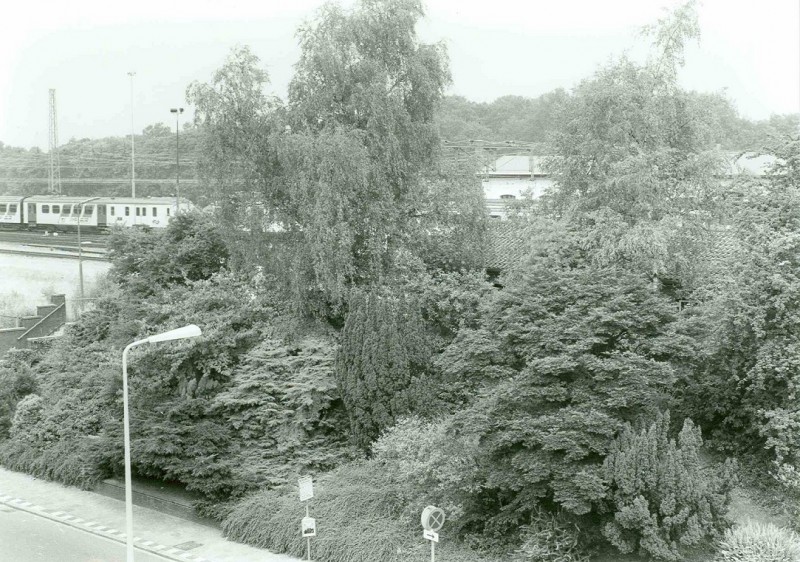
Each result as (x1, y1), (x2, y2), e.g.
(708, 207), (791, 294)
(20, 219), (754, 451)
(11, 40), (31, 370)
(694, 226), (743, 275)
(484, 220), (744, 276)
(485, 220), (531, 271)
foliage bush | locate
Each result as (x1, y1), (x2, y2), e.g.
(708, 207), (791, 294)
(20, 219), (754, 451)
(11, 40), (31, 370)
(716, 521), (800, 562)
(0, 349), (39, 439)
(438, 219), (688, 536)
(370, 416), (479, 524)
(0, 255), (349, 510)
(511, 508), (590, 562)
(120, 273), (347, 507)
(603, 411), (735, 560)
(677, 139), (800, 462)
(107, 211), (229, 296)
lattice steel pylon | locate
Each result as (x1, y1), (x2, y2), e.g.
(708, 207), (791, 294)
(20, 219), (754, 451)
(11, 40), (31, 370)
(48, 89), (62, 194)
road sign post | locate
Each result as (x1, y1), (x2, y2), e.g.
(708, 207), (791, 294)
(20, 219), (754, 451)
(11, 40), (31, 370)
(421, 505), (445, 562)
(299, 476), (315, 561)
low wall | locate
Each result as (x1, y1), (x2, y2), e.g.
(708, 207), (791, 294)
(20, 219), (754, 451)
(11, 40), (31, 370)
(95, 478), (219, 528)
(18, 303), (66, 342)
(0, 327), (26, 355)
(0, 294), (67, 355)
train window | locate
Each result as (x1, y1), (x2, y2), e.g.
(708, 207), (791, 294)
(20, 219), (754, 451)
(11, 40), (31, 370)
(152, 207), (157, 216)
(42, 205), (50, 213)
(52, 205), (60, 214)
(110, 206), (115, 216)
(167, 208), (170, 216)
(63, 206), (72, 216)
(125, 207), (130, 216)
(83, 206), (93, 215)
(142, 207), (147, 216)
(9, 204), (16, 213)
(135, 207), (140, 216)
(0, 204), (6, 213)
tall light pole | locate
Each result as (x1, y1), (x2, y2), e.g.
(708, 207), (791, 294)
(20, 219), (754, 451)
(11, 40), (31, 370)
(170, 108), (184, 212)
(121, 324), (202, 562)
(128, 72), (136, 198)
(76, 196), (99, 313)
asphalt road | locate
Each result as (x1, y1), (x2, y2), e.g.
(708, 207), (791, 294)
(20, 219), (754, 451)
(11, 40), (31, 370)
(0, 506), (172, 562)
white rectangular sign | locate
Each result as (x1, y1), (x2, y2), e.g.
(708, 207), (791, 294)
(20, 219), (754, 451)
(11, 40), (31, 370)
(423, 529), (439, 543)
(302, 516), (317, 537)
(298, 475), (314, 502)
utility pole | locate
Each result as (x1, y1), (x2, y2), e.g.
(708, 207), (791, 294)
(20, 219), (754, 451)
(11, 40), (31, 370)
(170, 108), (184, 212)
(128, 72), (136, 198)
(76, 197), (99, 312)
(48, 89), (62, 195)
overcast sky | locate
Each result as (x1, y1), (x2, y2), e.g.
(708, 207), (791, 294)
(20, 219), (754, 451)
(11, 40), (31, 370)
(1, 0), (798, 150)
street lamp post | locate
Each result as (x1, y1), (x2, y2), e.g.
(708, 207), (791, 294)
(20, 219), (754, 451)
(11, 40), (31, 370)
(76, 196), (99, 311)
(128, 72), (136, 198)
(121, 324), (202, 562)
(169, 108), (184, 212)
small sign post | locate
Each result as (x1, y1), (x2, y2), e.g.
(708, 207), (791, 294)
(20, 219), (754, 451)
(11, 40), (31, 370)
(421, 506), (445, 562)
(302, 516), (316, 537)
(298, 476), (315, 561)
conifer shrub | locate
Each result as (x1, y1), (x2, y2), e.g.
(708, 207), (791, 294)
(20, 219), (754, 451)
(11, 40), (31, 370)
(603, 411), (736, 560)
(716, 521), (800, 562)
(336, 291), (432, 450)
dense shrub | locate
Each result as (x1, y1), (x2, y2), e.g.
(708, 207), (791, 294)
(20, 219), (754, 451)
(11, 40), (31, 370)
(0, 336), (121, 487)
(603, 412), (735, 560)
(679, 139), (800, 462)
(0, 436), (113, 489)
(370, 416), (479, 524)
(0, 349), (39, 439)
(107, 211), (229, 296)
(439, 220), (687, 536)
(211, 336), (351, 491)
(716, 521), (800, 562)
(123, 274), (347, 506)
(512, 508), (590, 562)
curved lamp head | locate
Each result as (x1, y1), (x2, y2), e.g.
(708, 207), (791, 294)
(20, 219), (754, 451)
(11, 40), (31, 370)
(146, 324), (201, 344)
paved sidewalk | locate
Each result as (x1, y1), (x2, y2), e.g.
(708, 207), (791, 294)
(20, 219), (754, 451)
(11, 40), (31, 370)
(0, 467), (299, 562)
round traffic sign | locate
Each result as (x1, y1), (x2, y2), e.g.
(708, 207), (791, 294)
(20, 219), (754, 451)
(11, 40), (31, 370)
(421, 505), (445, 531)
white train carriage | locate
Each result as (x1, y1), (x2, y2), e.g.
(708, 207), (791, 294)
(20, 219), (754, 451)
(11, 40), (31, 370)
(98, 197), (180, 229)
(0, 196), (24, 227)
(24, 196), (105, 230)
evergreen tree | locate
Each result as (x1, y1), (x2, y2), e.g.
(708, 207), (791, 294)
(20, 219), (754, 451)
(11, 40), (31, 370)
(603, 412), (735, 561)
(335, 290), (430, 450)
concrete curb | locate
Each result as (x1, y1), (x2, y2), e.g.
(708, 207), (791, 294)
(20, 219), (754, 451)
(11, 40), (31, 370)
(0, 491), (210, 562)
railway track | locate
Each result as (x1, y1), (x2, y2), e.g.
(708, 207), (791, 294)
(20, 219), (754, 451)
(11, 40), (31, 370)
(0, 230), (109, 250)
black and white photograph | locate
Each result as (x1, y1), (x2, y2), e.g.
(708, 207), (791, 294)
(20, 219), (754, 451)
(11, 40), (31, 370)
(0, 1), (799, 560)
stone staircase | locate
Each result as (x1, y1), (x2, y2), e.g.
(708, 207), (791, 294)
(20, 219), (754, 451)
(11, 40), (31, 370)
(0, 294), (67, 355)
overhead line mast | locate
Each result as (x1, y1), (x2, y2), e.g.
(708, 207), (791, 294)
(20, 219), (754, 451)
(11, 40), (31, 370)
(48, 89), (62, 195)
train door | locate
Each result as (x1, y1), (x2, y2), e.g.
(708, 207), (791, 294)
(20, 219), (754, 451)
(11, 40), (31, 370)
(97, 204), (107, 228)
(27, 203), (37, 226)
